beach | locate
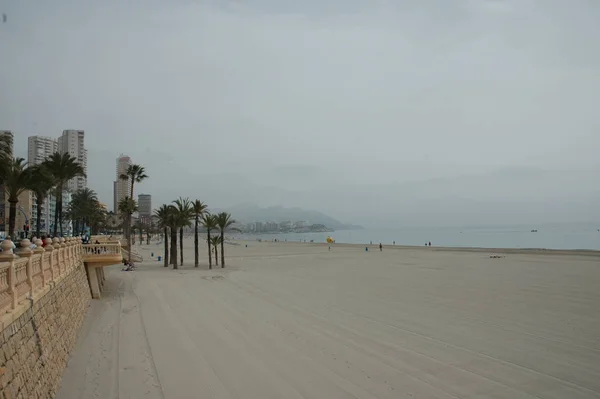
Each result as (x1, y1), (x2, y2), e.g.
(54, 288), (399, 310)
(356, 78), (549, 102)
(57, 240), (600, 398)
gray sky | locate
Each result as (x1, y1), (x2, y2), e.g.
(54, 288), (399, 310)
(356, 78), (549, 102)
(2, 0), (599, 227)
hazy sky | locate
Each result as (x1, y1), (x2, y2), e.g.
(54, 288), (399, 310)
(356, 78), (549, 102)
(2, 0), (599, 227)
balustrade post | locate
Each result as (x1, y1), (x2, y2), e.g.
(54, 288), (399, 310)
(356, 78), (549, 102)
(17, 239), (34, 296)
(0, 239), (17, 310)
(70, 237), (75, 268)
(45, 238), (55, 281)
(33, 239), (46, 286)
(53, 237), (62, 275)
(64, 237), (71, 269)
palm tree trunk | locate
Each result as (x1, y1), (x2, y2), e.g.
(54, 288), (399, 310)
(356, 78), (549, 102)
(207, 229), (212, 269)
(214, 244), (219, 266)
(171, 227), (178, 269)
(179, 227), (184, 265)
(194, 217), (199, 267)
(8, 200), (17, 238)
(163, 227), (169, 267)
(53, 192), (59, 237)
(58, 198), (64, 237)
(128, 216), (132, 264)
(36, 197), (43, 237)
(221, 231), (225, 268)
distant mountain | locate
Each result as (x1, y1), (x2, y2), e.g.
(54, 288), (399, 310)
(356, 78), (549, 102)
(220, 203), (363, 230)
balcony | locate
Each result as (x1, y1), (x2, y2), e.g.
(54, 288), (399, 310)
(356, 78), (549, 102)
(81, 242), (123, 299)
(81, 243), (123, 266)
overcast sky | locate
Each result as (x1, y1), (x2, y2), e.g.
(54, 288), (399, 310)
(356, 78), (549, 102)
(1, 0), (599, 227)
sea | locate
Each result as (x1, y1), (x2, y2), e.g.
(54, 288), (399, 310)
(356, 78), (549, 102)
(236, 222), (600, 251)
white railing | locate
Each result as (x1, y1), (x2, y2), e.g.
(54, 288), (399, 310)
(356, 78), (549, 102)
(0, 237), (85, 314)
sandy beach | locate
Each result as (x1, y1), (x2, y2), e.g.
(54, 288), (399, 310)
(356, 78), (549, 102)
(57, 240), (600, 398)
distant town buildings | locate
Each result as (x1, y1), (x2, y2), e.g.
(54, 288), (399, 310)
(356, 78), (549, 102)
(114, 155), (131, 213)
(236, 220), (331, 234)
(57, 130), (87, 192)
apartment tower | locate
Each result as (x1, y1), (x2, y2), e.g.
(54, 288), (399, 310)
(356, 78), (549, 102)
(114, 155), (132, 212)
(138, 194), (152, 221)
(57, 130), (87, 191)
(0, 131), (13, 234)
(27, 136), (62, 235)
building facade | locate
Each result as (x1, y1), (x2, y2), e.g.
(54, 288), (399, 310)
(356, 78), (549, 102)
(0, 131), (13, 235)
(57, 130), (87, 192)
(27, 136), (58, 165)
(114, 155), (131, 212)
(138, 194), (152, 218)
(27, 136), (59, 235)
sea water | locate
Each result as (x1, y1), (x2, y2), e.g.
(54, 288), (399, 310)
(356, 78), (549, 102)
(238, 222), (600, 250)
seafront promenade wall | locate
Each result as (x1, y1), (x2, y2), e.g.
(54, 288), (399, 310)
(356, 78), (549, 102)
(0, 237), (90, 398)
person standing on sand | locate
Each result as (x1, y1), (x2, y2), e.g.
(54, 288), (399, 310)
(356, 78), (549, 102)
(379, 243), (383, 251)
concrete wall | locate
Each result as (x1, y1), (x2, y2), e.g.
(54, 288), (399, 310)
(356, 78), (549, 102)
(0, 243), (90, 398)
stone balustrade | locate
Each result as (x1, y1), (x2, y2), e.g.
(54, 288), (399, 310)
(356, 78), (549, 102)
(81, 243), (122, 257)
(0, 237), (84, 315)
(0, 236), (124, 312)
(0, 237), (92, 398)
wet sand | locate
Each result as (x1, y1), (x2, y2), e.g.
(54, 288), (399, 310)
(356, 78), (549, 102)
(58, 240), (600, 398)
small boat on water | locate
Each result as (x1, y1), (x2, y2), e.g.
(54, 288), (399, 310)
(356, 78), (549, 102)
(531, 229), (538, 233)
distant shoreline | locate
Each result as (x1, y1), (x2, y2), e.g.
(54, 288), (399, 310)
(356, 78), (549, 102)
(235, 239), (600, 257)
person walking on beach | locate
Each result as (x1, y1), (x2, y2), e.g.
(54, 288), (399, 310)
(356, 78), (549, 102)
(379, 243), (383, 251)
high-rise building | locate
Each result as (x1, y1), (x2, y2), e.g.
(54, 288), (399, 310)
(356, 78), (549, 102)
(27, 136), (58, 165)
(0, 131), (13, 234)
(27, 136), (59, 235)
(138, 194), (152, 218)
(114, 155), (131, 212)
(57, 130), (87, 191)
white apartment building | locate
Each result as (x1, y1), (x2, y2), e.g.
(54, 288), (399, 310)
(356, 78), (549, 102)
(27, 136), (58, 165)
(0, 131), (13, 235)
(27, 136), (59, 235)
(114, 155), (132, 212)
(57, 130), (87, 192)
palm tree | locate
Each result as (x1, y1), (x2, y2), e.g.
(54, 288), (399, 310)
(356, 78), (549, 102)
(215, 212), (237, 268)
(154, 205), (172, 267)
(118, 197), (138, 264)
(166, 206), (180, 269)
(0, 133), (14, 182)
(192, 200), (208, 267)
(119, 164), (148, 244)
(43, 152), (86, 236)
(201, 213), (218, 269)
(3, 158), (35, 237)
(0, 133), (13, 165)
(172, 197), (193, 266)
(210, 236), (222, 267)
(119, 164), (148, 200)
(27, 164), (55, 237)
(69, 188), (99, 235)
(132, 220), (144, 245)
